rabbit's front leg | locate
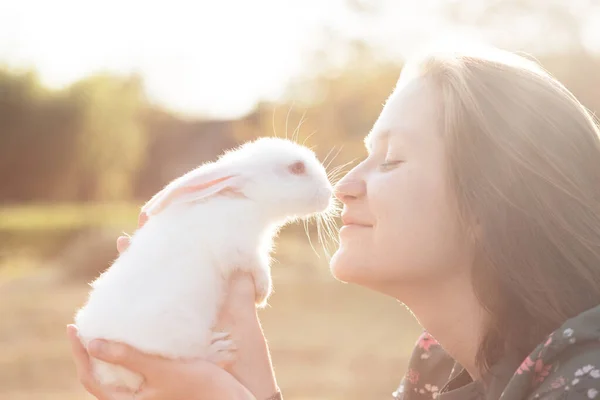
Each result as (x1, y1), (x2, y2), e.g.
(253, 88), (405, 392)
(206, 331), (237, 368)
(228, 253), (272, 307)
(253, 267), (272, 308)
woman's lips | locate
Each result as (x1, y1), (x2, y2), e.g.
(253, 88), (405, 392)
(341, 214), (373, 227)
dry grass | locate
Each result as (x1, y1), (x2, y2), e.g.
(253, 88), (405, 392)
(0, 231), (422, 400)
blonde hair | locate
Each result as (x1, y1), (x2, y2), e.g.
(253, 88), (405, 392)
(401, 43), (600, 372)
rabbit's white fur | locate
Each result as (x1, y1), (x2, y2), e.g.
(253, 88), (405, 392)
(74, 137), (333, 391)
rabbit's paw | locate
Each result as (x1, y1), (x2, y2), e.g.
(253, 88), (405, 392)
(206, 331), (237, 368)
(253, 270), (272, 308)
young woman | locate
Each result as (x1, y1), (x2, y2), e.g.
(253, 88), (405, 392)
(68, 44), (600, 399)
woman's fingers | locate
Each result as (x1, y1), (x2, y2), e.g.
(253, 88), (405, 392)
(87, 339), (162, 378)
(66, 325), (91, 374)
(116, 236), (130, 253)
(116, 212), (148, 253)
(138, 212), (148, 228)
(66, 325), (110, 399)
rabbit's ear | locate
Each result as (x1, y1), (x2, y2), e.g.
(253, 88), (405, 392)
(141, 166), (243, 216)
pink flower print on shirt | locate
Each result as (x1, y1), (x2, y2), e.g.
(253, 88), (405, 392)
(533, 359), (553, 384)
(550, 376), (566, 389)
(417, 332), (439, 352)
(407, 368), (420, 385)
(517, 357), (535, 375)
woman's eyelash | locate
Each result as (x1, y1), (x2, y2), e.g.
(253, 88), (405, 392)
(379, 160), (403, 170)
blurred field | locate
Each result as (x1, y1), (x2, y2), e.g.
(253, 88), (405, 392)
(0, 203), (139, 232)
(0, 205), (422, 400)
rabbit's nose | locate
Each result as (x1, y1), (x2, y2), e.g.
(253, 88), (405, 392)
(316, 187), (334, 211)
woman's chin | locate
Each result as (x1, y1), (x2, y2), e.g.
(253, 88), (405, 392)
(329, 248), (364, 284)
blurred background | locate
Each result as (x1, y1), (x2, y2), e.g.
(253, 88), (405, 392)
(1, 0), (599, 399)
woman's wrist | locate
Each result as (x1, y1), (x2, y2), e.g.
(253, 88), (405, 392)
(231, 379), (259, 400)
(263, 390), (283, 400)
(208, 370), (258, 400)
(234, 382), (282, 400)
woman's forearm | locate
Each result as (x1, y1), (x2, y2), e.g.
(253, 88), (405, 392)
(228, 308), (280, 400)
(216, 273), (280, 400)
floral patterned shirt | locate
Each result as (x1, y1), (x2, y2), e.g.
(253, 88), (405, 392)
(392, 303), (600, 400)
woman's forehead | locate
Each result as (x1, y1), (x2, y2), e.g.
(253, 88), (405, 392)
(364, 129), (389, 152)
(365, 78), (440, 151)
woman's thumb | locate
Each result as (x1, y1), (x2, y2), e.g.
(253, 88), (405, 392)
(88, 339), (157, 375)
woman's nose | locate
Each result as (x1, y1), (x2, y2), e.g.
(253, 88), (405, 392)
(334, 175), (366, 203)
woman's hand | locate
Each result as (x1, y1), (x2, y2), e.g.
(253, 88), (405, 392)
(67, 324), (255, 400)
(68, 211), (279, 400)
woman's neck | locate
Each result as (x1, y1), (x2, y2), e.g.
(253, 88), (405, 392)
(392, 272), (487, 381)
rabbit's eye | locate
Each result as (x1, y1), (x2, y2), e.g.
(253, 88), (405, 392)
(288, 161), (306, 175)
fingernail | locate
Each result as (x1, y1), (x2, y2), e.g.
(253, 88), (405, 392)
(138, 212), (148, 228)
(116, 236), (129, 252)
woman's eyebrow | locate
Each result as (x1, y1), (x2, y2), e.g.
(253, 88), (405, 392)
(364, 129), (390, 152)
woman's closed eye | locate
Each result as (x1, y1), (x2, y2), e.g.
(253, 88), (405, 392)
(379, 160), (404, 171)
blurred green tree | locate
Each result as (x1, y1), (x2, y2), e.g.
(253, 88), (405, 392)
(0, 68), (80, 202)
(66, 73), (148, 201)
(0, 69), (149, 203)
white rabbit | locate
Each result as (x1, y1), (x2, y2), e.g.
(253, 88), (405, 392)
(74, 137), (334, 391)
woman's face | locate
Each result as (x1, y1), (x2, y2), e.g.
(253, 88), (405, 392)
(330, 77), (470, 293)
